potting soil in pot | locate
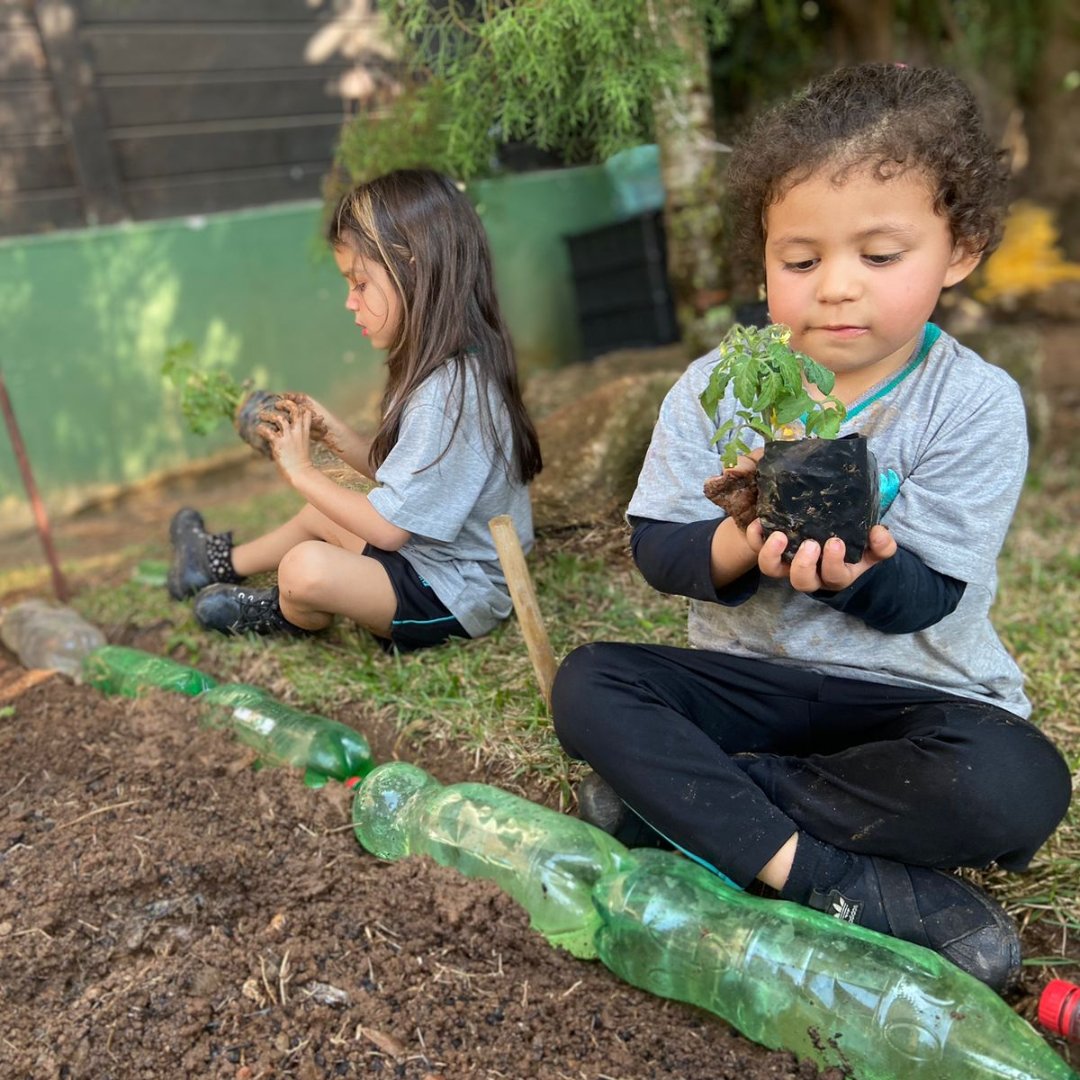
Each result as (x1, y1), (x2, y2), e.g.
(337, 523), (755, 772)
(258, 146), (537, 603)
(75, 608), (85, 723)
(757, 433), (880, 562)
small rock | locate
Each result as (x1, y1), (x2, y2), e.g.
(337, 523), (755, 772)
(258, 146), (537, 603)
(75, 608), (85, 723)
(241, 978), (265, 1007)
(359, 1027), (405, 1059)
(530, 371), (682, 528)
(0, 921), (12, 936)
(300, 980), (351, 1007)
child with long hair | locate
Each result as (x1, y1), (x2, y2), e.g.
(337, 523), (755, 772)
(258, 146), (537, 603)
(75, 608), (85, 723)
(168, 169), (542, 652)
(551, 64), (1071, 992)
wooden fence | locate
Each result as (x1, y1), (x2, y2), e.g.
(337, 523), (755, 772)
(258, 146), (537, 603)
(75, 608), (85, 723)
(0, 0), (395, 236)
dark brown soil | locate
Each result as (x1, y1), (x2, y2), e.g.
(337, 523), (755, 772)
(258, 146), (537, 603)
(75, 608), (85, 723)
(0, 667), (849, 1080)
(2, 335), (1078, 1079)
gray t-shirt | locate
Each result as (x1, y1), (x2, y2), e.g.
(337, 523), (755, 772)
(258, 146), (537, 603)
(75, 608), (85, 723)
(367, 361), (533, 638)
(628, 325), (1030, 717)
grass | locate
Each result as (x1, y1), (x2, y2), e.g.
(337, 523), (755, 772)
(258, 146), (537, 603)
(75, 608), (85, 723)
(983, 470), (1080, 961)
(2, 464), (1078, 972)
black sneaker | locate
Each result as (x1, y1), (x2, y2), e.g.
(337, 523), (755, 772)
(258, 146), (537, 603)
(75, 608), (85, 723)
(577, 771), (627, 834)
(575, 772), (673, 851)
(808, 855), (1023, 992)
(193, 584), (307, 637)
(167, 508), (243, 600)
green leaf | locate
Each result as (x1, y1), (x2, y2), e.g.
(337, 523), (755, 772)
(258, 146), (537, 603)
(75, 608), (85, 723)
(748, 419), (773, 442)
(709, 417), (736, 447)
(161, 342), (244, 437)
(773, 392), (814, 426)
(777, 352), (802, 395)
(802, 355), (836, 394)
(700, 367), (733, 417)
(733, 361), (759, 408)
(752, 371), (781, 414)
(807, 405), (844, 439)
(721, 436), (750, 469)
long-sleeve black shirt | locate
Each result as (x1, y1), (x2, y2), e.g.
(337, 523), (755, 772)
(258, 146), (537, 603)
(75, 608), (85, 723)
(629, 517), (966, 634)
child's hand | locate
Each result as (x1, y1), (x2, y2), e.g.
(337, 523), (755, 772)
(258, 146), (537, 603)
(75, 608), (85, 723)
(746, 523), (897, 592)
(280, 392), (345, 455)
(257, 398), (313, 479)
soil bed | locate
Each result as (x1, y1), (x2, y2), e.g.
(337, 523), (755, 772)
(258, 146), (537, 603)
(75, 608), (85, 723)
(0, 669), (843, 1080)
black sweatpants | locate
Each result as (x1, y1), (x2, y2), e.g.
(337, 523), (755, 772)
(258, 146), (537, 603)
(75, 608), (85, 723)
(551, 642), (1072, 889)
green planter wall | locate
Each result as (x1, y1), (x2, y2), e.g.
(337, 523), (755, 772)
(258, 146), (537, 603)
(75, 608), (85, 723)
(0, 153), (663, 530)
(0, 203), (382, 530)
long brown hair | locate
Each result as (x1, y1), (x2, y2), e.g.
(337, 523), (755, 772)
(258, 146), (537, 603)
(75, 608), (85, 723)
(327, 170), (542, 484)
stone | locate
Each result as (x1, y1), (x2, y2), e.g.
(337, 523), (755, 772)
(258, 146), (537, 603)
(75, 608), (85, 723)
(530, 371), (682, 529)
(523, 344), (689, 420)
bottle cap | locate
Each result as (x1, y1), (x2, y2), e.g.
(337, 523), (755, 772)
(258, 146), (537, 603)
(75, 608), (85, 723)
(1038, 979), (1080, 1036)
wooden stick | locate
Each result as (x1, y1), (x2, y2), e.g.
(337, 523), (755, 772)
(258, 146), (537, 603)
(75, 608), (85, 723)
(489, 515), (558, 709)
(0, 365), (69, 602)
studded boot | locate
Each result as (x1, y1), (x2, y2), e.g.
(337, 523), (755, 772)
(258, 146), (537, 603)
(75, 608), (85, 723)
(167, 508), (244, 600)
(193, 584), (308, 637)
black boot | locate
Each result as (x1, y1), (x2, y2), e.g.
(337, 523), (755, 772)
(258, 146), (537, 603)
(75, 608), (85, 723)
(193, 584), (308, 637)
(167, 508), (244, 600)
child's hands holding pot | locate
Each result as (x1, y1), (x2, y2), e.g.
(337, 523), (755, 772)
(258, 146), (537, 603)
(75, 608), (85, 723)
(746, 522), (897, 592)
(279, 392), (344, 455)
(257, 398), (314, 480)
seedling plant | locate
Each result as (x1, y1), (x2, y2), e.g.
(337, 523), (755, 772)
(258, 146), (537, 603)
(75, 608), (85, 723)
(700, 323), (877, 562)
(699, 323), (846, 468)
(162, 343), (331, 458)
(162, 342), (247, 437)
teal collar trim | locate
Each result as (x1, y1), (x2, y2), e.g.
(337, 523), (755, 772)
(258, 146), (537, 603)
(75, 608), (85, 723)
(845, 323), (940, 422)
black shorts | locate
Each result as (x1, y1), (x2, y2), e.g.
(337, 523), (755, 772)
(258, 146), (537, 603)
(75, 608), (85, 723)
(363, 545), (470, 654)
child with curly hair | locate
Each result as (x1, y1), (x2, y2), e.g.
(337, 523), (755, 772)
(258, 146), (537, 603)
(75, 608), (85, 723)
(552, 64), (1071, 993)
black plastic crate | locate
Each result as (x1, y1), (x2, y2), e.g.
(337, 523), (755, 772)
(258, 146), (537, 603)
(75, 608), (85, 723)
(566, 210), (680, 358)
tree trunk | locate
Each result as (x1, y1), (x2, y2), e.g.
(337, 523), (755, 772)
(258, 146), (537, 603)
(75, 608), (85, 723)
(652, 0), (727, 353)
(1021, 4), (1080, 258)
(828, 0), (895, 63)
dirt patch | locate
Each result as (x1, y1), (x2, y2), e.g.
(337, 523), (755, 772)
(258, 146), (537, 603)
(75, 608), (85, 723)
(0, 670), (853, 1080)
(2, 337), (1078, 1078)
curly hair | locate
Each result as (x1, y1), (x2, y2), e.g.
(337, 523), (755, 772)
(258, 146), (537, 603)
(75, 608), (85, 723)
(727, 64), (1010, 275)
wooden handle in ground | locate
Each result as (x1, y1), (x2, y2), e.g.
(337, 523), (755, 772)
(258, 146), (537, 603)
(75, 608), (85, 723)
(489, 515), (558, 709)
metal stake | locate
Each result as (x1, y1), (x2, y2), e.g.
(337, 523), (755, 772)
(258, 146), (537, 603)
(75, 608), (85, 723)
(0, 365), (69, 602)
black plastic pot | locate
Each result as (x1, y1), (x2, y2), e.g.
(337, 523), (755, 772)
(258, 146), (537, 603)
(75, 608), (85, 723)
(756, 433), (880, 563)
(234, 389), (282, 459)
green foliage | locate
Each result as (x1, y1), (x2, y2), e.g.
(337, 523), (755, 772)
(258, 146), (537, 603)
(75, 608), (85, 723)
(332, 82), (457, 187)
(713, 0), (1059, 134)
(699, 323), (845, 468)
(162, 342), (246, 437)
(335, 0), (747, 184)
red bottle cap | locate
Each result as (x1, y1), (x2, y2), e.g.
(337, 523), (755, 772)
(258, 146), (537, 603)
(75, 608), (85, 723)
(1038, 979), (1080, 1037)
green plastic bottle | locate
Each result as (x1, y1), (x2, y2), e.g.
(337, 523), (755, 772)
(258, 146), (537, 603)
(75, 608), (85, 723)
(200, 683), (374, 788)
(131, 560), (170, 587)
(593, 849), (1078, 1080)
(352, 762), (633, 959)
(83, 645), (217, 697)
